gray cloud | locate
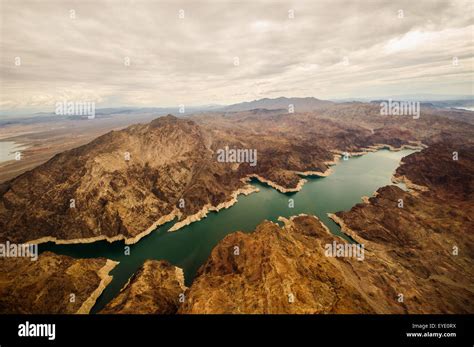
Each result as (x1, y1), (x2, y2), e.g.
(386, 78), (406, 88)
(0, 0), (472, 110)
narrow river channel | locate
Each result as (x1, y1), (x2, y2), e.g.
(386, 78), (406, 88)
(40, 148), (415, 313)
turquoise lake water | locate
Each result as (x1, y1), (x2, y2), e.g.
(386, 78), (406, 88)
(40, 148), (415, 313)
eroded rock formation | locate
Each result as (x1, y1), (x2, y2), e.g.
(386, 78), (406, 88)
(2, 105), (472, 245)
(101, 260), (186, 314)
(179, 143), (474, 314)
(0, 251), (117, 314)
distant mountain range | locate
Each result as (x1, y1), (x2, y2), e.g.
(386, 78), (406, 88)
(332, 94), (473, 102)
(221, 97), (334, 112)
(1, 95), (472, 126)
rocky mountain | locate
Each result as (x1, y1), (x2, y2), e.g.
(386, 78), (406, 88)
(0, 115), (246, 244)
(1, 102), (473, 246)
(179, 215), (376, 314)
(0, 252), (117, 314)
(100, 260), (186, 314)
(222, 97), (334, 112)
(0, 100), (473, 314)
(178, 143), (474, 313)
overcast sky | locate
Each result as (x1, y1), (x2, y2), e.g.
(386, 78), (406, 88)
(0, 0), (472, 111)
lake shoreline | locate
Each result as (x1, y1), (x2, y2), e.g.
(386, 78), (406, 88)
(39, 147), (417, 313)
(32, 144), (423, 246)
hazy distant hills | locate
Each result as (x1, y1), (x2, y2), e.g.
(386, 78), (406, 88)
(222, 97), (334, 112)
(332, 94), (473, 102)
(1, 95), (471, 128)
(0, 97), (334, 126)
(0, 105), (220, 126)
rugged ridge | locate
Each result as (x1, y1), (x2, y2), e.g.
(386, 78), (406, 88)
(0, 252), (117, 314)
(101, 260), (186, 314)
(222, 96), (334, 112)
(1, 105), (473, 246)
(178, 143), (474, 314)
(0, 115), (245, 244)
(179, 215), (376, 314)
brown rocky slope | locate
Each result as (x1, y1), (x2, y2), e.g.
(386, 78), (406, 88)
(0, 252), (117, 314)
(178, 143), (474, 314)
(2, 103), (473, 245)
(0, 115), (247, 244)
(100, 260), (186, 314)
(179, 215), (376, 314)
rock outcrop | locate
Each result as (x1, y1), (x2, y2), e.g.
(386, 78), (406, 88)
(0, 115), (245, 244)
(101, 260), (186, 314)
(2, 104), (473, 245)
(179, 215), (376, 314)
(0, 252), (117, 314)
(0, 104), (473, 315)
(179, 143), (474, 314)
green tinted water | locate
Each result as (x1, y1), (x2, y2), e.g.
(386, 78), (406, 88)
(40, 149), (415, 313)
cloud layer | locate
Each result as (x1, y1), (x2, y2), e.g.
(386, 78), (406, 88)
(1, 0), (472, 110)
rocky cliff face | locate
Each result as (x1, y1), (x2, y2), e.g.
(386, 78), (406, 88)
(395, 142), (474, 200)
(2, 106), (472, 245)
(100, 260), (186, 314)
(1, 105), (473, 315)
(179, 198), (473, 314)
(330, 193), (474, 313)
(178, 143), (474, 314)
(0, 252), (117, 314)
(178, 215), (376, 314)
(0, 115), (245, 244)
(332, 143), (474, 313)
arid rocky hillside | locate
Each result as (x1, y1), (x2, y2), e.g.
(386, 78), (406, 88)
(179, 215), (376, 314)
(0, 252), (117, 314)
(100, 260), (186, 314)
(178, 144), (474, 313)
(0, 115), (246, 243)
(0, 103), (473, 315)
(2, 103), (472, 245)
